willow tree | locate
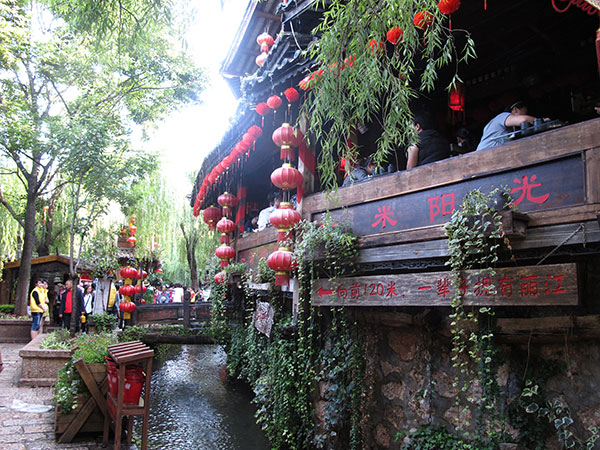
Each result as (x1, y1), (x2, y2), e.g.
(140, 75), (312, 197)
(302, 0), (475, 190)
(0, 0), (205, 315)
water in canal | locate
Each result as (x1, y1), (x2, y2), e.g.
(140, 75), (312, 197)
(134, 344), (270, 450)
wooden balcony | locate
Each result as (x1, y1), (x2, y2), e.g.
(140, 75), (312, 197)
(237, 118), (600, 270)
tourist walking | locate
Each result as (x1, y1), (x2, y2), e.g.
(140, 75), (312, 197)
(58, 279), (84, 331)
(29, 279), (48, 340)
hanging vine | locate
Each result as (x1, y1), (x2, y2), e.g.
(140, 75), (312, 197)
(444, 187), (511, 444)
(222, 217), (365, 449)
(302, 0), (476, 190)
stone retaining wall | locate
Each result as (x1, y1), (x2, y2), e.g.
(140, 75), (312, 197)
(356, 322), (600, 450)
(18, 333), (74, 387)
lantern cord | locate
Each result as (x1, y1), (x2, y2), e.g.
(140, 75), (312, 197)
(289, 21), (305, 52)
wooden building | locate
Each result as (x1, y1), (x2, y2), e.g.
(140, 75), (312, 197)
(192, 1), (600, 448)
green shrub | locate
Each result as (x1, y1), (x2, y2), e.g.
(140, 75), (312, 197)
(0, 304), (15, 314)
(40, 329), (72, 350)
(54, 332), (118, 412)
(89, 313), (116, 333)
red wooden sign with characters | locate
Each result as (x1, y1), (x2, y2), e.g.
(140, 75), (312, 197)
(316, 155), (584, 236)
(312, 263), (578, 307)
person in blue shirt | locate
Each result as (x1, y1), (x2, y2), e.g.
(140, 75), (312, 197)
(477, 101), (538, 150)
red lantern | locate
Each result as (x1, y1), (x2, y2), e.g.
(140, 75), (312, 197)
(133, 285), (147, 294)
(344, 54), (356, 68)
(413, 11), (434, 29)
(367, 39), (385, 55)
(218, 192), (237, 218)
(127, 236), (136, 247)
(256, 52), (268, 67)
(120, 267), (131, 279)
(438, 0), (460, 15)
(248, 125), (263, 140)
(118, 285), (135, 297)
(214, 271), (227, 285)
(299, 73), (314, 91)
(216, 244), (235, 268)
(155, 268), (163, 274)
(272, 123), (300, 161)
(267, 247), (293, 286)
(256, 102), (271, 116)
(119, 301), (136, 314)
(267, 95), (283, 111)
(217, 217), (235, 235)
(271, 164), (304, 191)
(256, 32), (274, 53)
(269, 202), (301, 242)
(386, 27), (404, 45)
(283, 88), (299, 103)
(203, 206), (222, 231)
(449, 82), (465, 112)
(129, 223), (137, 235)
(141, 299), (146, 304)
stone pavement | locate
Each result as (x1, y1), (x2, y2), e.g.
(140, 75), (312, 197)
(0, 342), (133, 450)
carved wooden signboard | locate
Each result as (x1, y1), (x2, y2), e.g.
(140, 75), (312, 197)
(312, 263), (578, 306)
(315, 156), (584, 236)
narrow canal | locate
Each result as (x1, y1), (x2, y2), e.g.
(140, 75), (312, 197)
(134, 344), (270, 450)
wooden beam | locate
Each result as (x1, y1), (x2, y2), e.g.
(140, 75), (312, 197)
(356, 220), (600, 263)
(255, 9), (281, 22)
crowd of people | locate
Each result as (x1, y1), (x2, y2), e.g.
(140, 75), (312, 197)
(28, 276), (210, 339)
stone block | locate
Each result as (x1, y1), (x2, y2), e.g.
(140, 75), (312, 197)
(388, 330), (419, 361)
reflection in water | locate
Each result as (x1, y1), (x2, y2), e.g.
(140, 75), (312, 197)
(134, 345), (270, 450)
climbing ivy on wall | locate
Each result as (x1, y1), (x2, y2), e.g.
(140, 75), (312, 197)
(220, 218), (365, 449)
(303, 0), (476, 190)
(444, 188), (510, 444)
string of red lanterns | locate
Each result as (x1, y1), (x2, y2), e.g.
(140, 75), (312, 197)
(256, 32), (274, 67)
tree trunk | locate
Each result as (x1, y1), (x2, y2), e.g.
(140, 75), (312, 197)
(13, 187), (38, 317)
(180, 223), (200, 291)
(94, 278), (111, 314)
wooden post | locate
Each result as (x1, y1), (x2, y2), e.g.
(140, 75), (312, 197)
(183, 298), (190, 329)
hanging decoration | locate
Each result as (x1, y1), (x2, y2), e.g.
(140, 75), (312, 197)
(266, 160), (304, 286)
(272, 123), (301, 161)
(217, 215), (235, 245)
(203, 206), (222, 231)
(118, 266), (143, 320)
(256, 102), (271, 126)
(283, 87), (300, 120)
(386, 27), (404, 45)
(271, 163), (304, 190)
(267, 95), (283, 120)
(214, 271), (227, 285)
(267, 247), (294, 286)
(367, 39), (385, 55)
(449, 81), (465, 112)
(218, 192), (237, 218)
(256, 52), (268, 67)
(127, 214), (137, 247)
(256, 32), (274, 53)
(269, 202), (301, 242)
(255, 32), (274, 68)
(216, 244), (235, 268)
(438, 0), (461, 14)
(413, 10), (434, 29)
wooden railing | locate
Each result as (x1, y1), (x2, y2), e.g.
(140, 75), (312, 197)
(235, 118), (600, 266)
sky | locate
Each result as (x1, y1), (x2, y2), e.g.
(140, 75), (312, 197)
(143, 0), (249, 200)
